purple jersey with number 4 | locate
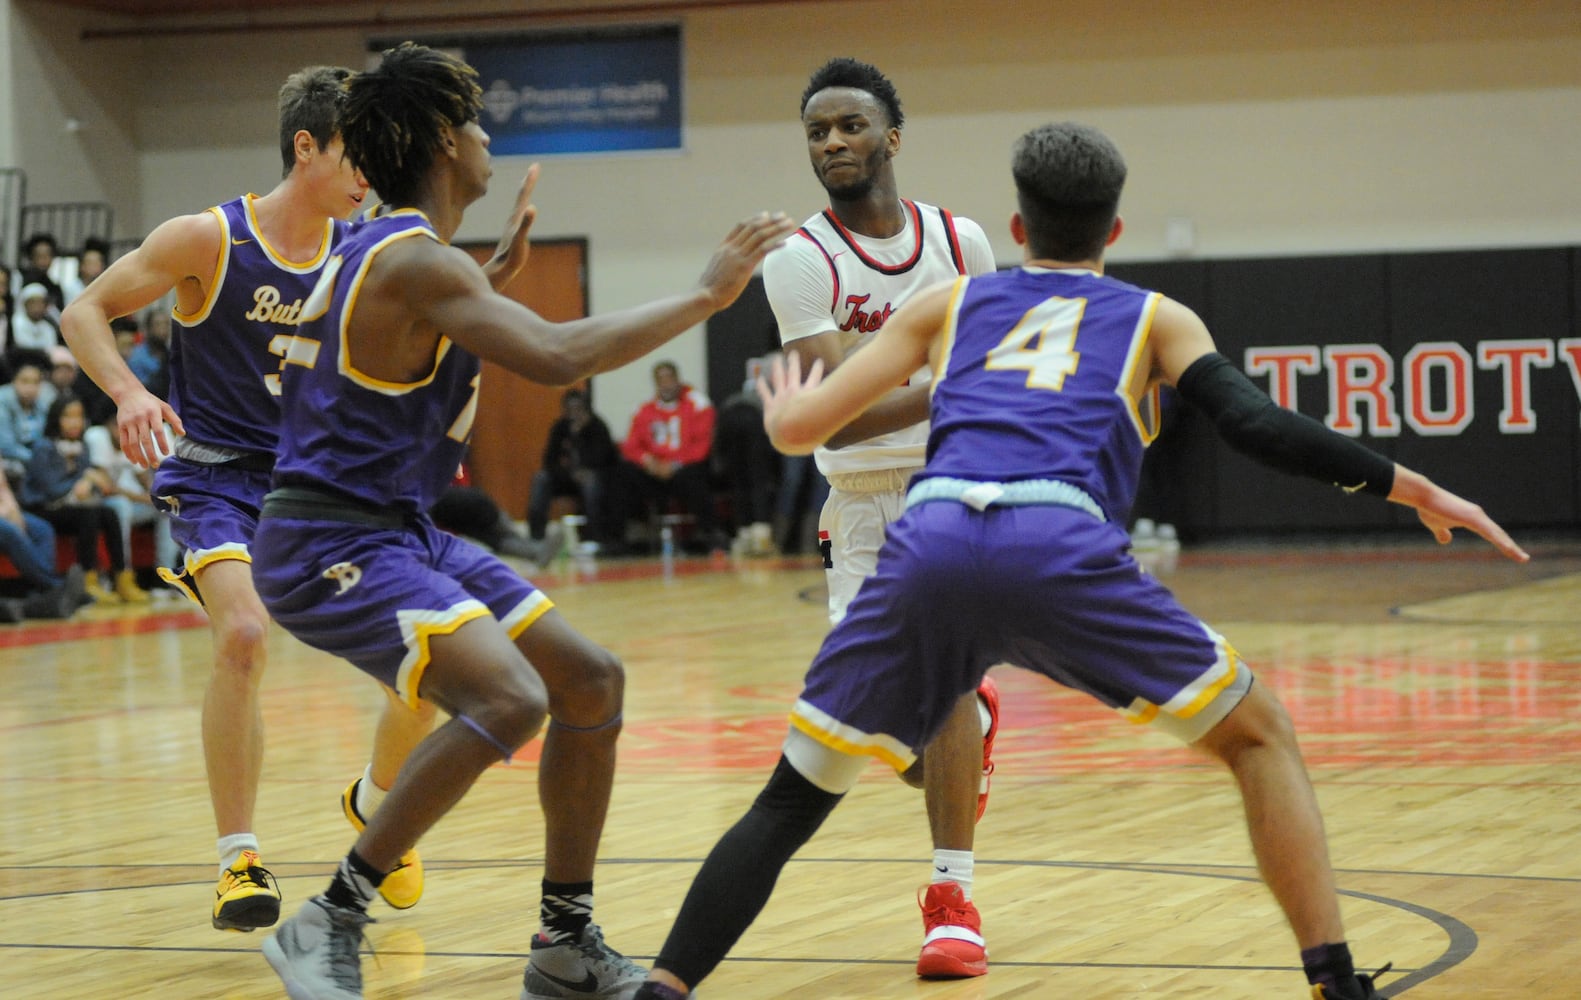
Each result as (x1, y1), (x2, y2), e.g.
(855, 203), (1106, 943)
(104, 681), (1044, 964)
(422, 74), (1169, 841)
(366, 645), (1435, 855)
(788, 266), (1252, 770)
(922, 266), (1163, 523)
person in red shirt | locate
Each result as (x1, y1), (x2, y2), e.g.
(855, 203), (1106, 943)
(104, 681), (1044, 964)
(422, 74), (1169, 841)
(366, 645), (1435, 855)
(608, 360), (725, 554)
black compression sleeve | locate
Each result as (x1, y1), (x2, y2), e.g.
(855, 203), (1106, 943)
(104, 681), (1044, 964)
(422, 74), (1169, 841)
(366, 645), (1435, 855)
(1175, 352), (1395, 498)
(653, 756), (843, 988)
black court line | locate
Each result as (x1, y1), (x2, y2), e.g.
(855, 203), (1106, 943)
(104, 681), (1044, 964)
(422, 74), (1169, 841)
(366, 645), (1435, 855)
(0, 856), (1488, 994)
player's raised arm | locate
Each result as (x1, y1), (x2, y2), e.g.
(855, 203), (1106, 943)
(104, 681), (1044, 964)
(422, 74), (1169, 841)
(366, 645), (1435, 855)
(480, 164), (539, 292)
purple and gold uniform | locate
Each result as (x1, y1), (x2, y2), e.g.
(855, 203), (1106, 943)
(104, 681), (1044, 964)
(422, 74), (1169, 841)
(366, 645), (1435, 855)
(152, 195), (348, 595)
(787, 266), (1252, 777)
(251, 210), (551, 705)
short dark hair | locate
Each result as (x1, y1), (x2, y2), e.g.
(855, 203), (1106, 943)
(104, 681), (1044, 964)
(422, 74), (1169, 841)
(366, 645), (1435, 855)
(1011, 122), (1127, 262)
(8, 347), (50, 375)
(80, 236), (110, 258)
(652, 360), (678, 378)
(22, 232), (57, 257)
(800, 57), (904, 130)
(277, 65), (353, 177)
(44, 391), (83, 438)
(342, 42), (483, 208)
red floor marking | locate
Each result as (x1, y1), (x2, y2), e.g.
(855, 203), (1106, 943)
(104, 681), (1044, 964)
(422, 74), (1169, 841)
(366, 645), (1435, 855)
(0, 608), (209, 648)
(611, 656), (1581, 773)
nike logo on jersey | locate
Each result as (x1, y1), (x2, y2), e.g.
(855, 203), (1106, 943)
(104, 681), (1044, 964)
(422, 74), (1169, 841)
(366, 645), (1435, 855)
(532, 967), (601, 993)
(232, 237), (252, 246)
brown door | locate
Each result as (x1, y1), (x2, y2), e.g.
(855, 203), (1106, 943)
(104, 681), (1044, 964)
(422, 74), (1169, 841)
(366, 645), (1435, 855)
(459, 238), (588, 519)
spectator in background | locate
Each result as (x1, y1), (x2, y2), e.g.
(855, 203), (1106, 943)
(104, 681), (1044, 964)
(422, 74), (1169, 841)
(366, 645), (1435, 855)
(74, 317), (138, 426)
(19, 392), (149, 604)
(74, 238), (110, 295)
(47, 346), (79, 396)
(0, 470), (86, 622)
(85, 413), (179, 585)
(0, 263), (13, 361)
(712, 355), (780, 557)
(607, 359), (725, 555)
(127, 306), (172, 400)
(0, 352), (58, 483)
(11, 283), (62, 352)
(526, 387), (616, 546)
(431, 462), (565, 567)
(18, 233), (67, 312)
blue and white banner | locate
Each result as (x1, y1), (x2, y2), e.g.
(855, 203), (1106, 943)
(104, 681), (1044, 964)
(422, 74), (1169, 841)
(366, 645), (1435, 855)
(373, 25), (683, 156)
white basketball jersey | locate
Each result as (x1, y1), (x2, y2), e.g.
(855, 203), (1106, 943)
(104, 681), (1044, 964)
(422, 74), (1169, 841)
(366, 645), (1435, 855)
(763, 199), (995, 476)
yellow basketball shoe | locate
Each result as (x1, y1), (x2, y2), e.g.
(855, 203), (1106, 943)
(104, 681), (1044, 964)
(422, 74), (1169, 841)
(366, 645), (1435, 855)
(212, 850), (281, 931)
(341, 777), (424, 909)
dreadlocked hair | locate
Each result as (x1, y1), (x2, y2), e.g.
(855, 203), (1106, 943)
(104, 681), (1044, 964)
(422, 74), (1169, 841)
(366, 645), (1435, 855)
(341, 41), (483, 207)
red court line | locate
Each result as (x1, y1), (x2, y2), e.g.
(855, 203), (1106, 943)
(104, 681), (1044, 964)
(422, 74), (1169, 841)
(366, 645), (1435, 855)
(0, 608), (210, 648)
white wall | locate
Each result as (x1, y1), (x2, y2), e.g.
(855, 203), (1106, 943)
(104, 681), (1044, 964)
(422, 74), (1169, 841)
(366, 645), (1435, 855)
(0, 0), (13, 167)
(8, 3), (142, 240)
(12, 0), (1581, 430)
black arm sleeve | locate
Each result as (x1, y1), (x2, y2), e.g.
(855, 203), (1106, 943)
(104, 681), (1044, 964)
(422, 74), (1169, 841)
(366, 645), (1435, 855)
(1175, 352), (1395, 498)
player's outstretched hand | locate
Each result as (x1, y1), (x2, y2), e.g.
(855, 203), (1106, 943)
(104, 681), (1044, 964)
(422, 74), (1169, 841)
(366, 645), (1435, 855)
(485, 164), (540, 287)
(118, 385), (183, 469)
(1390, 467), (1529, 563)
(756, 351), (825, 454)
(698, 212), (798, 311)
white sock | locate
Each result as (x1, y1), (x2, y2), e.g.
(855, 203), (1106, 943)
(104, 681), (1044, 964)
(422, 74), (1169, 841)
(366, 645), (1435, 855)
(217, 833), (260, 874)
(932, 848), (975, 899)
(356, 764), (388, 818)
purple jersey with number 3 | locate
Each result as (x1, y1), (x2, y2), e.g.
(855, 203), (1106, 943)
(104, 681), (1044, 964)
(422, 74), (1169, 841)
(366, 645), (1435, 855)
(168, 195), (348, 454)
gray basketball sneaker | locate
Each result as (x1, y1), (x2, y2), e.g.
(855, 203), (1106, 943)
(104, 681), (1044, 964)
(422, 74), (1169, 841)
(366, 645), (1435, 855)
(521, 924), (647, 1000)
(262, 896), (372, 1000)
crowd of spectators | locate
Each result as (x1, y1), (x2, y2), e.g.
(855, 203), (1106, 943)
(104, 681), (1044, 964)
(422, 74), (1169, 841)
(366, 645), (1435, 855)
(0, 231), (173, 618)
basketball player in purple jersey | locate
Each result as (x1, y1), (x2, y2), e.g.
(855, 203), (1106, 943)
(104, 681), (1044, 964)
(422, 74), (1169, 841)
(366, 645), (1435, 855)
(61, 66), (490, 932)
(248, 43), (794, 1000)
(762, 58), (1000, 978)
(631, 122), (1528, 1000)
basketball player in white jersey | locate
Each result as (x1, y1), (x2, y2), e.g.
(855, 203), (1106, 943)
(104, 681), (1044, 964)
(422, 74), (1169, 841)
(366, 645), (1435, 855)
(761, 57), (1000, 979)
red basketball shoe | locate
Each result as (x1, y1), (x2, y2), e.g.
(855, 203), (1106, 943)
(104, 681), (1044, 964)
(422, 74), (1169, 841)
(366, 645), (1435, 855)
(916, 881), (988, 979)
(976, 674), (1000, 822)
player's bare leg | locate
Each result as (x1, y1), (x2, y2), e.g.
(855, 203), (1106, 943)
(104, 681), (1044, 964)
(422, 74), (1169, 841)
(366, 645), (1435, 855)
(915, 689), (991, 978)
(196, 559), (279, 932)
(515, 609), (646, 1000)
(266, 617), (549, 999)
(1194, 682), (1344, 947)
(341, 686), (439, 909)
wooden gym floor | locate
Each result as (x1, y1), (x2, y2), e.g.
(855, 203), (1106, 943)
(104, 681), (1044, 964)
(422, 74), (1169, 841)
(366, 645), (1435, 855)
(0, 536), (1577, 998)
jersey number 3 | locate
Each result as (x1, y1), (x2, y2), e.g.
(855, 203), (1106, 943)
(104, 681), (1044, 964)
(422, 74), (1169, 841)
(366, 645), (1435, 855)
(985, 296), (1085, 391)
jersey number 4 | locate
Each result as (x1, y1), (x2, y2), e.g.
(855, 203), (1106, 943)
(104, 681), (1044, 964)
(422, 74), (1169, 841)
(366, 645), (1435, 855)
(984, 296), (1085, 390)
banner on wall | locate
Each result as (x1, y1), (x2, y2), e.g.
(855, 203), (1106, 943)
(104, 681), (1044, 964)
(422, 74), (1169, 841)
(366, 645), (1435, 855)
(368, 24), (683, 156)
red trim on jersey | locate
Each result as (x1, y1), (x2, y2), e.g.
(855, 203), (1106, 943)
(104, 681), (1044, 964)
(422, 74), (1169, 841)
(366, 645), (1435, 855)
(795, 228), (841, 314)
(940, 207), (967, 274)
(819, 199), (926, 275)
